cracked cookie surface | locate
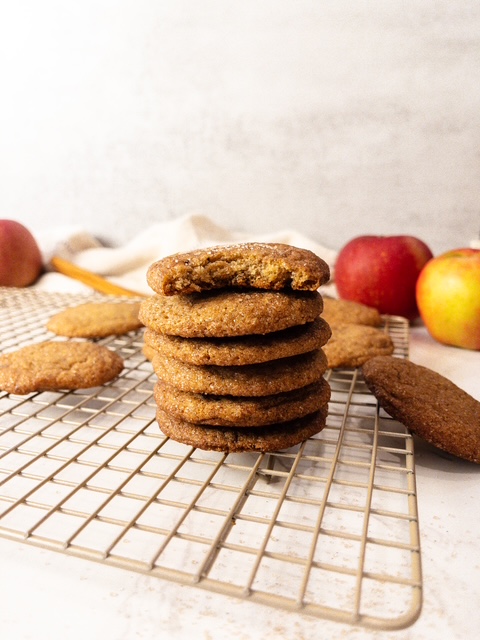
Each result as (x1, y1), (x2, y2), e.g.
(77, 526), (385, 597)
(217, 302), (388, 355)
(0, 341), (124, 394)
(151, 349), (328, 396)
(143, 318), (331, 366)
(362, 356), (480, 464)
(322, 297), (381, 327)
(156, 406), (328, 452)
(139, 289), (323, 338)
(47, 302), (142, 338)
(154, 378), (331, 427)
(323, 323), (394, 369)
(147, 242), (330, 295)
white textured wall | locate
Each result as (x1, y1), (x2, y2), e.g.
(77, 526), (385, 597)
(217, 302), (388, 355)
(1, 1), (479, 255)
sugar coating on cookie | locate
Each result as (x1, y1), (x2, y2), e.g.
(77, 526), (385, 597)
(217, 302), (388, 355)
(362, 356), (480, 464)
(152, 349), (328, 396)
(143, 318), (331, 366)
(139, 289), (323, 338)
(156, 406), (328, 452)
(323, 323), (394, 369)
(47, 302), (143, 338)
(322, 297), (381, 327)
(154, 378), (331, 427)
(147, 242), (330, 295)
(0, 341), (124, 394)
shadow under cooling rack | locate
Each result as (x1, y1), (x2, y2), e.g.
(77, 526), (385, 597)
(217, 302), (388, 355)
(0, 289), (422, 631)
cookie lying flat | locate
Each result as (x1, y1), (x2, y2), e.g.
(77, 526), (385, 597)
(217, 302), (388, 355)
(154, 378), (331, 427)
(323, 323), (394, 369)
(0, 341), (124, 394)
(47, 302), (143, 338)
(139, 289), (323, 338)
(156, 406), (328, 453)
(143, 318), (331, 366)
(152, 349), (328, 396)
(142, 343), (157, 362)
(362, 356), (480, 464)
(322, 298), (381, 327)
(147, 242), (330, 295)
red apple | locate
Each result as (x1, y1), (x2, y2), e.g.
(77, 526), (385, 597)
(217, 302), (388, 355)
(416, 248), (480, 350)
(0, 219), (43, 287)
(335, 235), (433, 320)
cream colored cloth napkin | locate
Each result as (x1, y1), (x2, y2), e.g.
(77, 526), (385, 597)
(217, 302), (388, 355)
(35, 213), (337, 295)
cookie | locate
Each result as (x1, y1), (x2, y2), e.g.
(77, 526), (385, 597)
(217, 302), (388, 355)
(0, 341), (124, 394)
(139, 289), (323, 338)
(323, 323), (394, 369)
(362, 356), (480, 464)
(47, 302), (143, 338)
(146, 242), (330, 295)
(156, 406), (328, 453)
(143, 318), (331, 366)
(151, 349), (328, 396)
(142, 343), (157, 362)
(322, 297), (381, 327)
(154, 378), (331, 427)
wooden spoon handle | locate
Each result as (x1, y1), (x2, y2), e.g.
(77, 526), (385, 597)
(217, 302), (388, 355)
(51, 256), (145, 298)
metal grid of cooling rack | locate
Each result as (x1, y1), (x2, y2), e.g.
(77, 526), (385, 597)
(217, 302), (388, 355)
(0, 288), (422, 631)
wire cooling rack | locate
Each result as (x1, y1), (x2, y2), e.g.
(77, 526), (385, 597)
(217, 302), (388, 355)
(0, 288), (422, 631)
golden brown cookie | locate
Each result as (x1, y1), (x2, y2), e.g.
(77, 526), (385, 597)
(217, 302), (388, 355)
(0, 341), (124, 394)
(47, 302), (143, 338)
(362, 356), (480, 464)
(154, 378), (331, 427)
(322, 297), (381, 327)
(151, 349), (328, 396)
(147, 242), (330, 295)
(156, 406), (328, 453)
(142, 343), (157, 362)
(139, 289), (323, 338)
(323, 323), (394, 369)
(143, 318), (331, 366)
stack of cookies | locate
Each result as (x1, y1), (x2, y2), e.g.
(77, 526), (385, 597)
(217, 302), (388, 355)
(139, 243), (332, 453)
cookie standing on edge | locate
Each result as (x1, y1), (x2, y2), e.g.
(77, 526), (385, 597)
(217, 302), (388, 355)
(0, 341), (124, 395)
(147, 242), (331, 295)
(362, 356), (480, 464)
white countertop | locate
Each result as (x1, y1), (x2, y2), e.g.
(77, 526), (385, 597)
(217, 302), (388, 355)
(1, 325), (479, 640)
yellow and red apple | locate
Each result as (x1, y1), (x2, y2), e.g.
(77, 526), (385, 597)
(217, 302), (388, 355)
(334, 235), (433, 320)
(416, 248), (480, 350)
(0, 219), (43, 287)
